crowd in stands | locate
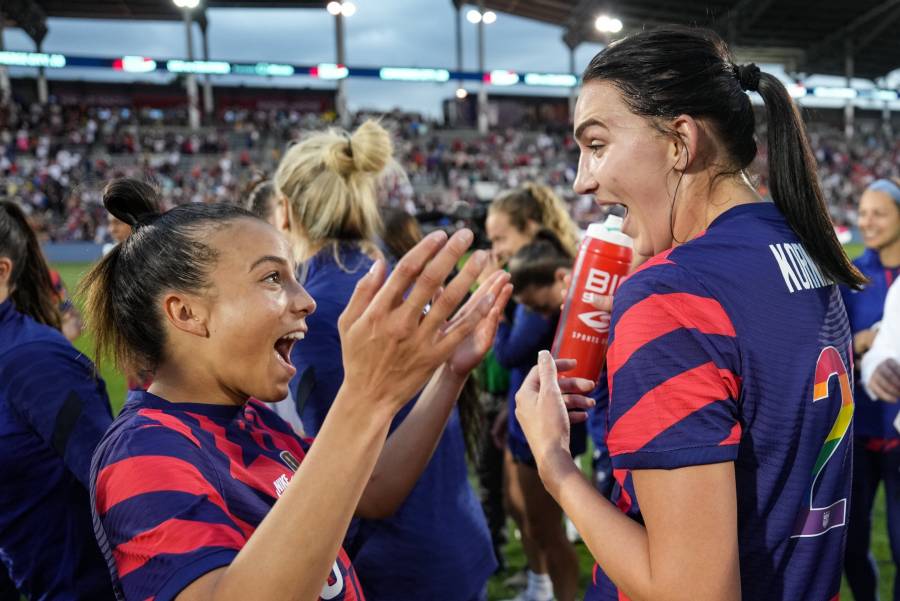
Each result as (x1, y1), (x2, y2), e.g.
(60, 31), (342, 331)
(1, 100), (897, 244)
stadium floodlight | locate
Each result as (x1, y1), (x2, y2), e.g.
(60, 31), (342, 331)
(466, 9), (482, 24)
(328, 1), (356, 16)
(595, 15), (623, 33)
(173, 0), (200, 8)
(482, 11), (497, 24)
(456, 87), (469, 99)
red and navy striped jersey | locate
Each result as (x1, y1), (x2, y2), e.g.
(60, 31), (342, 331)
(589, 203), (853, 601)
(90, 390), (365, 601)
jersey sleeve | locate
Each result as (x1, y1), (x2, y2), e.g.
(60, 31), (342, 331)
(493, 304), (554, 369)
(605, 263), (743, 470)
(93, 424), (250, 601)
(0, 340), (113, 488)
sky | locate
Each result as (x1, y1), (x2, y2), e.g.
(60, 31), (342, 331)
(1, 1), (897, 116)
(0, 0), (605, 117)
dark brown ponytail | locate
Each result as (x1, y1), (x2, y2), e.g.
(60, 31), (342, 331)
(582, 25), (866, 289)
(0, 201), (61, 330)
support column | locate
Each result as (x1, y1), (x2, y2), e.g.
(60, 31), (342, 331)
(843, 39), (854, 140)
(183, 9), (200, 130)
(36, 41), (47, 105)
(477, 0), (488, 134)
(335, 11), (350, 128)
(455, 2), (463, 91)
(568, 43), (577, 123)
(201, 20), (213, 116)
(0, 11), (12, 110)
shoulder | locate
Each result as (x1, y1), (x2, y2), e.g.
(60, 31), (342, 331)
(0, 328), (96, 394)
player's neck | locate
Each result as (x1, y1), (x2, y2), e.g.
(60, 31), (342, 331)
(674, 173), (762, 244)
(149, 362), (248, 408)
(878, 236), (900, 269)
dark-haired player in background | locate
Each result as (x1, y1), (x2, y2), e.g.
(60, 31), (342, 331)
(0, 201), (115, 600)
(516, 27), (864, 601)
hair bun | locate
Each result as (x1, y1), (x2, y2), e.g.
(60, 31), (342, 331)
(734, 63), (761, 92)
(348, 119), (393, 175)
(102, 179), (162, 230)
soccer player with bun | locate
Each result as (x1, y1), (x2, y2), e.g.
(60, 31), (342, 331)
(0, 201), (115, 599)
(487, 185), (584, 601)
(515, 26), (865, 601)
(83, 179), (512, 601)
(274, 120), (500, 601)
(840, 177), (900, 601)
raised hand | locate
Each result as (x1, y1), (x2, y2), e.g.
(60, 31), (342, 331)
(515, 352), (595, 468)
(447, 270), (513, 376)
(337, 229), (493, 415)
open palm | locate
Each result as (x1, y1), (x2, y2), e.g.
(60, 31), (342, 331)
(446, 270), (512, 376)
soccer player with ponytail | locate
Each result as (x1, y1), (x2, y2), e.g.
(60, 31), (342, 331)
(0, 201), (115, 600)
(515, 26), (865, 601)
(83, 179), (511, 601)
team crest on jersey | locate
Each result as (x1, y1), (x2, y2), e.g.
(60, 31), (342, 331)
(280, 450), (301, 472)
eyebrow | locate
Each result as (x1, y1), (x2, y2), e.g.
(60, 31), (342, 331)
(249, 255), (289, 272)
(574, 118), (608, 141)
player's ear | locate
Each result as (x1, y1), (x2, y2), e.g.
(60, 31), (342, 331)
(160, 291), (210, 339)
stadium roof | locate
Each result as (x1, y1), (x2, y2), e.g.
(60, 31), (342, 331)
(1, 1), (326, 42)
(27, 1), (326, 20)
(454, 0), (900, 80)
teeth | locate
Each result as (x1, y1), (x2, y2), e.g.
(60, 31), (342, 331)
(282, 331), (305, 341)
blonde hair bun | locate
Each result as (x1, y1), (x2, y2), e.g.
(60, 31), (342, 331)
(323, 119), (392, 177)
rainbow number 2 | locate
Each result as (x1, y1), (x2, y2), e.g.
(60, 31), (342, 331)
(792, 346), (854, 538)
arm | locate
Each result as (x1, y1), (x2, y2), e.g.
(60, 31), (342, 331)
(862, 280), (900, 401)
(2, 341), (112, 487)
(542, 444), (739, 601)
(175, 229), (497, 601)
(357, 271), (512, 518)
(515, 266), (743, 601)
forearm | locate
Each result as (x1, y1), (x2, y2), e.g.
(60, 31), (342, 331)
(540, 453), (656, 601)
(357, 363), (466, 518)
(211, 390), (393, 601)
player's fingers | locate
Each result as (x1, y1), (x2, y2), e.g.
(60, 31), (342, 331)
(340, 259), (387, 328)
(402, 229), (475, 323)
(563, 394), (596, 411)
(372, 230), (447, 313)
(558, 377), (596, 394)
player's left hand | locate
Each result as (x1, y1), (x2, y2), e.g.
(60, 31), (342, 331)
(869, 358), (900, 402)
(515, 352), (595, 469)
(446, 270), (513, 376)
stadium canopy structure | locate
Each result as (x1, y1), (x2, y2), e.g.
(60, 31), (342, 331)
(0, 0), (330, 125)
(452, 0), (900, 81)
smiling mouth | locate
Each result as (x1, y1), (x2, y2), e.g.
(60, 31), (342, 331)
(273, 330), (305, 369)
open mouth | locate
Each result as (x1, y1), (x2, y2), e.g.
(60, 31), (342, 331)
(273, 330), (305, 372)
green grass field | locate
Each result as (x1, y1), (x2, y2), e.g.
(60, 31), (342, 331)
(55, 247), (895, 600)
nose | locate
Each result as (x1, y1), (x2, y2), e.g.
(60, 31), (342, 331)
(289, 280), (317, 317)
(573, 151), (598, 196)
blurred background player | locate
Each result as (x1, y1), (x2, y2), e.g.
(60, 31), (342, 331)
(487, 184), (583, 601)
(0, 200), (115, 600)
(274, 120), (499, 601)
(840, 176), (900, 601)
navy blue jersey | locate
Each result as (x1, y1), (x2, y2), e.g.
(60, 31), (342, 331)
(0, 299), (115, 600)
(590, 203), (853, 601)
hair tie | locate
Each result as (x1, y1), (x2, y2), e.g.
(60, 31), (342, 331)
(868, 178), (900, 206)
(128, 212), (159, 232)
(733, 63), (761, 92)
(344, 133), (354, 159)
